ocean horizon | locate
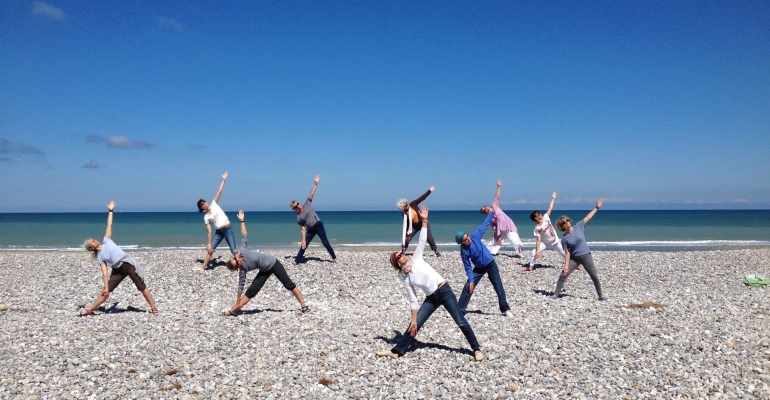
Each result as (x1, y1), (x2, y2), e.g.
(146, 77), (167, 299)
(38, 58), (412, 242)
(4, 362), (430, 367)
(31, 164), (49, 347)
(1, 210), (769, 252)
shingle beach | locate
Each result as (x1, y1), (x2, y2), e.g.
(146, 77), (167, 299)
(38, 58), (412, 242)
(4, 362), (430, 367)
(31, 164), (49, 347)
(1, 248), (769, 399)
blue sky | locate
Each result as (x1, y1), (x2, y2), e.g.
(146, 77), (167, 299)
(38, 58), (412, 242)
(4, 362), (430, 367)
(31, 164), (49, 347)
(1, 1), (768, 212)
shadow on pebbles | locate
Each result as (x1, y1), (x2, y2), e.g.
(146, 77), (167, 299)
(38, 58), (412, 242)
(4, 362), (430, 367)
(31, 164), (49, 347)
(0, 248), (769, 398)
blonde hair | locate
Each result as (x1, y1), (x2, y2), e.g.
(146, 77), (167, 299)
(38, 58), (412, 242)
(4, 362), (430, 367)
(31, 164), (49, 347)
(289, 200), (300, 210)
(83, 238), (99, 259)
(556, 215), (572, 232)
(396, 199), (408, 211)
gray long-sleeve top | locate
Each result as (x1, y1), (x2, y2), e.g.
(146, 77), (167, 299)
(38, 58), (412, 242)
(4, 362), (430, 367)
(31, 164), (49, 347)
(237, 233), (277, 293)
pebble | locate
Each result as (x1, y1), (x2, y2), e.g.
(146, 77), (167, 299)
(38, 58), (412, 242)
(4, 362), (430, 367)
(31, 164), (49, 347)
(0, 248), (768, 397)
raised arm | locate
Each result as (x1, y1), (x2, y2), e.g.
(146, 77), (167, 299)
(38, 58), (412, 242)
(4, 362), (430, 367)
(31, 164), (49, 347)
(545, 192), (557, 216)
(213, 171), (228, 203)
(472, 206), (497, 238)
(493, 180), (501, 207)
(410, 186), (434, 208)
(582, 198), (603, 225)
(237, 210), (246, 235)
(104, 200), (116, 239)
(307, 174), (320, 201)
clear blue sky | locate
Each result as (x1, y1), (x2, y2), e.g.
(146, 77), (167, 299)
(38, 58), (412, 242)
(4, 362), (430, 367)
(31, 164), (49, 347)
(1, 1), (768, 212)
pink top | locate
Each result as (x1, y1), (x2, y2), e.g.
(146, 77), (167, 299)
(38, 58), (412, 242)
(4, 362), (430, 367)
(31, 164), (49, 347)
(490, 194), (517, 241)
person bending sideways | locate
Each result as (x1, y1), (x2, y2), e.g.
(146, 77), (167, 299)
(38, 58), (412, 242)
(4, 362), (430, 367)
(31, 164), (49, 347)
(526, 192), (565, 272)
(197, 171), (237, 270)
(290, 174), (337, 264)
(222, 211), (309, 316)
(80, 201), (157, 316)
(551, 198), (608, 301)
(377, 206), (483, 361)
(481, 179), (523, 257)
(455, 204), (514, 318)
(396, 186), (441, 256)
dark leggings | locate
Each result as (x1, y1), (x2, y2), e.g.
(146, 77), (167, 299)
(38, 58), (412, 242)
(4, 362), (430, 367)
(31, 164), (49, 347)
(405, 223), (438, 253)
(244, 261), (297, 299)
(107, 262), (146, 292)
(554, 253), (604, 299)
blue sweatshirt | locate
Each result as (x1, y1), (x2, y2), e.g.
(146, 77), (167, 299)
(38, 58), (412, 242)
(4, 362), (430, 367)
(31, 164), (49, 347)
(460, 213), (495, 282)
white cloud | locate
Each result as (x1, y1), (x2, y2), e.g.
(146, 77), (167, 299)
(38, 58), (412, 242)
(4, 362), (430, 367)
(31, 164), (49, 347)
(82, 160), (102, 169)
(32, 1), (67, 21)
(515, 199), (526, 204)
(156, 16), (184, 32)
(107, 135), (154, 149)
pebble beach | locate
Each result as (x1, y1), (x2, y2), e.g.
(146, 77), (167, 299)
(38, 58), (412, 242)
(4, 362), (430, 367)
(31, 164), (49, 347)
(1, 248), (769, 399)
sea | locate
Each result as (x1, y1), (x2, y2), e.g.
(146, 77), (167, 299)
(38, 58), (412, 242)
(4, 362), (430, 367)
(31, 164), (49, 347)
(1, 210), (769, 252)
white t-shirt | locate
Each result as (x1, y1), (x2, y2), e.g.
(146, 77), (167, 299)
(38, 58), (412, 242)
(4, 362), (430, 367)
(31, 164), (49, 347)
(203, 200), (230, 229)
(534, 214), (559, 246)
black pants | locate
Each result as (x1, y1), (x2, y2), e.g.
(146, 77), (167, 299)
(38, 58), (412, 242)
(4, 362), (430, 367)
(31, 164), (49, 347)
(244, 261), (297, 299)
(405, 223), (438, 253)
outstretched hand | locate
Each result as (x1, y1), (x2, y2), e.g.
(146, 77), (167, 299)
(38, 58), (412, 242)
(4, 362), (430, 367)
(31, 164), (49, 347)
(222, 171), (229, 181)
(429, 186), (435, 192)
(596, 198), (603, 209)
(314, 174), (320, 184)
(237, 210), (245, 222)
(419, 205), (429, 220)
(107, 200), (116, 211)
(497, 179), (501, 187)
(551, 192), (557, 200)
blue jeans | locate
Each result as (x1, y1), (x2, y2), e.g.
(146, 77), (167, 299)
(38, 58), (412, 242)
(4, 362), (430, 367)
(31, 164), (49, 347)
(457, 259), (511, 314)
(212, 225), (237, 254)
(294, 221), (336, 263)
(392, 283), (480, 355)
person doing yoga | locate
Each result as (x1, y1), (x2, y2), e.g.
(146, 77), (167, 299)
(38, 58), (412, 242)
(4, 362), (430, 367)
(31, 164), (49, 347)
(377, 206), (483, 361)
(550, 198), (608, 301)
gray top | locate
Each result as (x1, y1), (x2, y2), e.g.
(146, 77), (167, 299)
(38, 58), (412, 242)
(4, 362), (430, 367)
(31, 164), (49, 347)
(296, 198), (320, 228)
(561, 220), (591, 257)
(237, 233), (277, 293)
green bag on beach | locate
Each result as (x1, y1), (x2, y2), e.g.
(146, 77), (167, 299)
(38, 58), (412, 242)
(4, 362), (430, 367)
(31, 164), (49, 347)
(744, 274), (770, 287)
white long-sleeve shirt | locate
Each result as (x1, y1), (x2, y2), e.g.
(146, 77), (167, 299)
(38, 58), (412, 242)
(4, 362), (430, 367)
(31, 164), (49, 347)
(399, 227), (444, 310)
